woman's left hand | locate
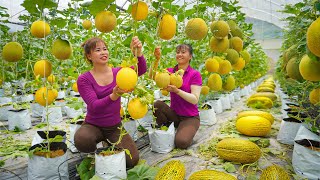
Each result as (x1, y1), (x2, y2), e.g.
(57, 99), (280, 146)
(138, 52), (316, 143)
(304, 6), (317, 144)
(130, 36), (143, 57)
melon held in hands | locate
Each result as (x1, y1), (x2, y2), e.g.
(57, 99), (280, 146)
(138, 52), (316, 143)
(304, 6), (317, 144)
(116, 67), (138, 91)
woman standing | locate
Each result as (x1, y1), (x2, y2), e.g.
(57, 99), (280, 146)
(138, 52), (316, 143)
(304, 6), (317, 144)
(153, 44), (202, 149)
(74, 36), (146, 168)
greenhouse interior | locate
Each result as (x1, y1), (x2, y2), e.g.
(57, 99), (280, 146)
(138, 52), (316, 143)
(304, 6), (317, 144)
(0, 0), (320, 179)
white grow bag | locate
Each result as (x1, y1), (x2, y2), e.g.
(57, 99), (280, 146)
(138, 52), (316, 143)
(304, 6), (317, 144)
(292, 126), (320, 179)
(95, 147), (127, 180)
(148, 123), (175, 153)
(8, 109), (32, 131)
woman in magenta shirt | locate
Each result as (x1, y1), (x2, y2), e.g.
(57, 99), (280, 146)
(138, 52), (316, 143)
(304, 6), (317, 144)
(74, 36), (146, 168)
(153, 44), (202, 149)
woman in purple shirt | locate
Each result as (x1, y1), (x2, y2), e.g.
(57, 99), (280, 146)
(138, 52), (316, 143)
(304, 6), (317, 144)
(153, 44), (202, 149)
(74, 36), (147, 168)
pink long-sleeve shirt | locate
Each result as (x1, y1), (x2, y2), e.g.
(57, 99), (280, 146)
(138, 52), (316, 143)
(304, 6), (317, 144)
(77, 56), (147, 127)
(167, 65), (202, 116)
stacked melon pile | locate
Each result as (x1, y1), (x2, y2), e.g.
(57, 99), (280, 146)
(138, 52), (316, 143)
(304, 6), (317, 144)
(200, 20), (251, 96)
(247, 77), (277, 109)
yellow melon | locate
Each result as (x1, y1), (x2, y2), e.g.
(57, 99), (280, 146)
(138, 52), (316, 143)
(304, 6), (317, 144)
(95, 11), (117, 33)
(82, 20), (92, 30)
(35, 87), (56, 106)
(47, 74), (55, 84)
(72, 83), (78, 92)
(237, 110), (274, 124)
(205, 57), (219, 73)
(240, 50), (251, 64)
(131, 1), (148, 21)
(286, 57), (303, 81)
(223, 75), (236, 91)
(185, 18), (208, 40)
(155, 72), (170, 88)
(216, 138), (261, 164)
(247, 97), (273, 109)
(30, 20), (50, 38)
(116, 67), (138, 91)
(232, 57), (245, 71)
(208, 73), (222, 91)
(229, 37), (243, 52)
(161, 89), (169, 96)
(226, 49), (239, 65)
(128, 98), (148, 119)
(210, 20), (230, 39)
(52, 38), (73, 60)
(236, 116), (271, 136)
(33, 59), (52, 78)
(299, 55), (320, 81)
(218, 60), (232, 75)
(155, 160), (185, 180)
(260, 165), (290, 180)
(250, 92), (277, 101)
(189, 170), (236, 180)
(307, 17), (320, 57)
(201, 85), (210, 95)
(209, 36), (229, 53)
(170, 73), (183, 88)
(158, 14), (176, 40)
(309, 88), (320, 105)
(2, 42), (23, 62)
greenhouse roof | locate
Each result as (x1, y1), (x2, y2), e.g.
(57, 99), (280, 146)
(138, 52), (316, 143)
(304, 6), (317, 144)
(1, 0), (303, 31)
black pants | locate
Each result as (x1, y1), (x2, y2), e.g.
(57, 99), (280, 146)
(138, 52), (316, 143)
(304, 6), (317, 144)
(74, 122), (139, 168)
(154, 100), (200, 149)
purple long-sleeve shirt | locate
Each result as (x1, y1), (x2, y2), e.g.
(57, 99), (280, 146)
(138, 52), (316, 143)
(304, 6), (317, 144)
(77, 56), (147, 127)
(167, 65), (202, 116)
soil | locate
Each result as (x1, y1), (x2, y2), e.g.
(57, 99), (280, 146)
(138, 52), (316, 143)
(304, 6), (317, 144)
(33, 149), (65, 158)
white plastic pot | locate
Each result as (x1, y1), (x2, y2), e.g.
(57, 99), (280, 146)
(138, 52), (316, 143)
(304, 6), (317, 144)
(42, 106), (63, 124)
(148, 123), (175, 153)
(123, 120), (138, 141)
(31, 130), (67, 146)
(277, 117), (302, 145)
(95, 147), (127, 180)
(65, 106), (83, 119)
(228, 93), (235, 104)
(233, 90), (241, 101)
(57, 91), (66, 99)
(0, 89), (4, 97)
(69, 121), (83, 152)
(220, 94), (231, 111)
(0, 105), (13, 121)
(28, 142), (69, 180)
(8, 109), (32, 131)
(31, 103), (44, 118)
(136, 110), (153, 129)
(292, 126), (320, 179)
(240, 87), (249, 97)
(70, 91), (80, 97)
(208, 99), (223, 114)
(20, 94), (34, 102)
(55, 100), (67, 116)
(199, 104), (217, 126)
(154, 89), (161, 99)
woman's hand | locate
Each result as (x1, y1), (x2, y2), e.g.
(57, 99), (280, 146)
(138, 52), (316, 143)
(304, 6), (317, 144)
(154, 46), (161, 61)
(164, 85), (180, 94)
(130, 36), (143, 57)
(110, 85), (132, 101)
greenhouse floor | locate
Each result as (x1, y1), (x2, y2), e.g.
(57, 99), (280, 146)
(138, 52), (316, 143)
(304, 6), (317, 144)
(0, 81), (296, 180)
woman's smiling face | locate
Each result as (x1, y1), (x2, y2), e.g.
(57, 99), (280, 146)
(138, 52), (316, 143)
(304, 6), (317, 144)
(87, 41), (109, 65)
(176, 45), (192, 64)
